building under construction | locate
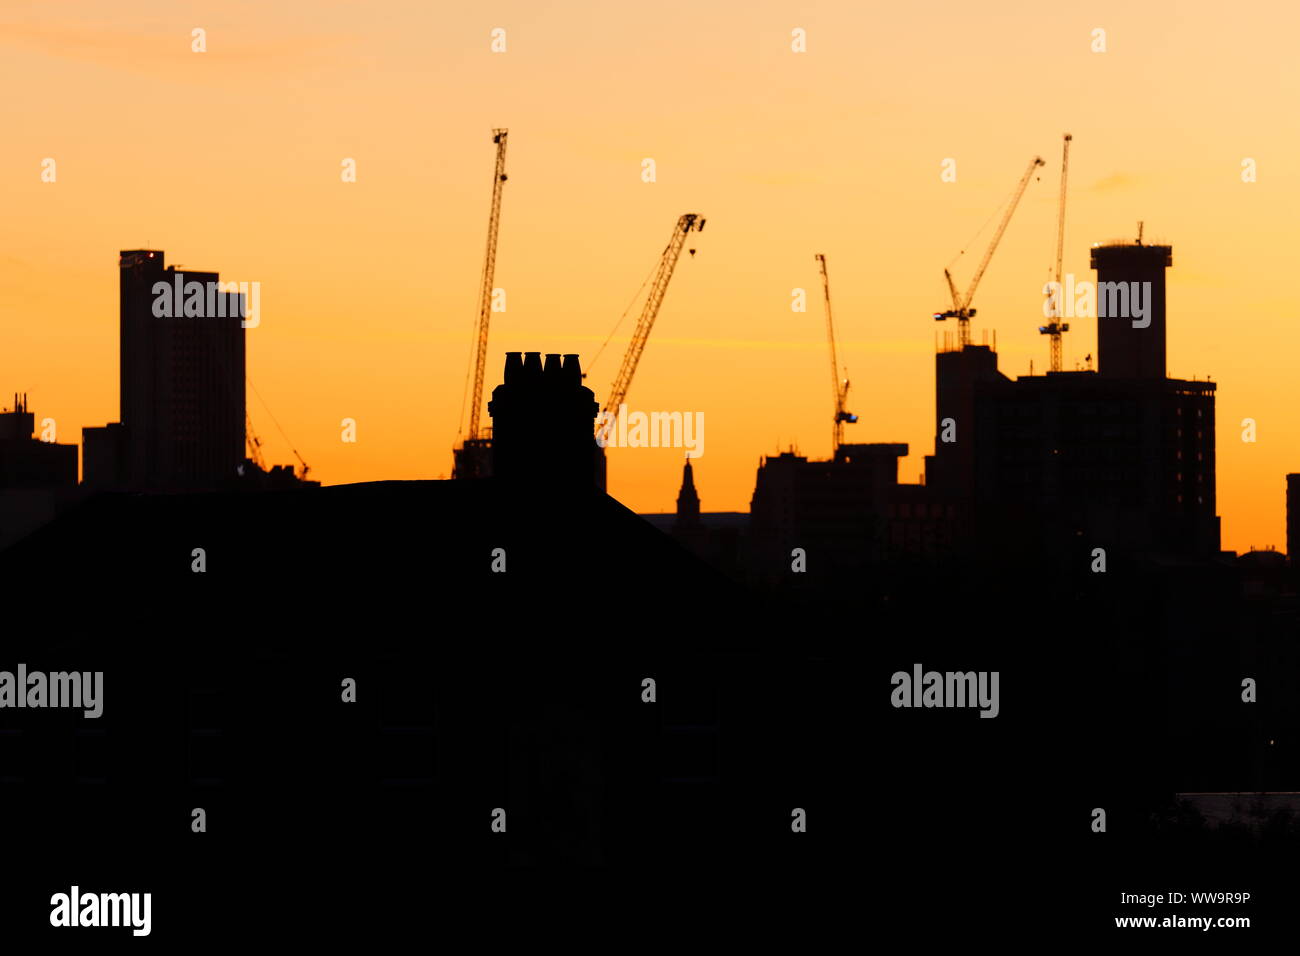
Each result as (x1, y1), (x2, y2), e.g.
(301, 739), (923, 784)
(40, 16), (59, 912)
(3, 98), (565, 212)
(962, 238), (1218, 559)
(698, 231), (1220, 580)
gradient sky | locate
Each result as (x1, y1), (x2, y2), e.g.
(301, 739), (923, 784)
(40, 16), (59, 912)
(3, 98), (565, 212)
(3, 0), (1298, 553)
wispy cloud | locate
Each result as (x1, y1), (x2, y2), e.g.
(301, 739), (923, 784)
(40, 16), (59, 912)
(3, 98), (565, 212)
(1086, 172), (1137, 194)
(0, 17), (353, 77)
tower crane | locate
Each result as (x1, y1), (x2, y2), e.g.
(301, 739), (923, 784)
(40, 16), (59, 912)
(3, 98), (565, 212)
(590, 212), (704, 492)
(245, 411), (267, 471)
(453, 128), (508, 479)
(814, 254), (858, 453)
(935, 155), (1045, 348)
(1039, 134), (1072, 371)
(595, 213), (705, 430)
(246, 391), (312, 480)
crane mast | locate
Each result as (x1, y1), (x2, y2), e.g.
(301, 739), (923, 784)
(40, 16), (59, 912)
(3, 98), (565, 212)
(598, 213), (704, 427)
(935, 155), (1045, 347)
(815, 254), (857, 453)
(466, 128), (508, 442)
(1039, 134), (1072, 371)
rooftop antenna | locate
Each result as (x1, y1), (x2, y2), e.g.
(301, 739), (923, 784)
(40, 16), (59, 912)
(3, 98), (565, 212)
(1136, 221), (1144, 246)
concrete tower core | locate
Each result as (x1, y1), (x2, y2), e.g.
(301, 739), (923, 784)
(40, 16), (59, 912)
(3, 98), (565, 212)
(1090, 241), (1171, 379)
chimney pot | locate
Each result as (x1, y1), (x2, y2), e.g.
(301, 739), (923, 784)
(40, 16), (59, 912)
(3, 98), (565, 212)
(522, 352), (543, 383)
(543, 353), (563, 384)
(562, 354), (582, 386)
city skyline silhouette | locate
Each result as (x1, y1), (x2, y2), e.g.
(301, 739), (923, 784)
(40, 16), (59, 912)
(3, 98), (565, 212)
(4, 1), (1298, 554)
(0, 220), (1291, 571)
(3, 0), (1299, 940)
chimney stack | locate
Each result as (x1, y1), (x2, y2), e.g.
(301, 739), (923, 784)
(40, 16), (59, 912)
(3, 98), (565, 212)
(489, 350), (600, 489)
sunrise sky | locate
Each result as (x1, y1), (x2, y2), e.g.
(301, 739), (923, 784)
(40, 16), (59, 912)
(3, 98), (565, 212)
(3, 0), (1298, 553)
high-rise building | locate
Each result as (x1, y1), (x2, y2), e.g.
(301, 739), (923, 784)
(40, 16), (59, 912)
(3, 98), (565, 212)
(968, 239), (1218, 557)
(85, 251), (246, 490)
(972, 371), (1219, 557)
(732, 234), (1219, 571)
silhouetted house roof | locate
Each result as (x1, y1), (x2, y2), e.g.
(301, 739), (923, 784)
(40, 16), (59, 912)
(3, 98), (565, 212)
(2, 477), (834, 870)
(0, 479), (741, 650)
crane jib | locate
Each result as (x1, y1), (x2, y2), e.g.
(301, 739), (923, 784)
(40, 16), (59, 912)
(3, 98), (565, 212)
(598, 214), (704, 426)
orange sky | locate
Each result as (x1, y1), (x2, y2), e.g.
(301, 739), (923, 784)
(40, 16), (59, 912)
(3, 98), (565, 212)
(3, 0), (1298, 553)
